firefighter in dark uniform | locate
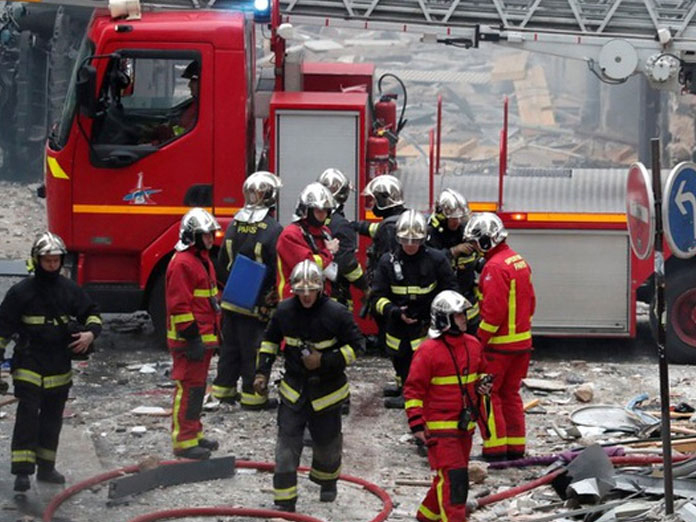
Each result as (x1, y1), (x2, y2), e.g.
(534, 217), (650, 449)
(371, 210), (458, 408)
(427, 188), (481, 334)
(276, 183), (339, 300)
(353, 174), (406, 281)
(166, 208), (222, 460)
(0, 232), (102, 492)
(212, 171), (283, 410)
(317, 168), (367, 310)
(254, 260), (364, 512)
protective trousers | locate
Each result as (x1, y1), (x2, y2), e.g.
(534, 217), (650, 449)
(171, 350), (213, 453)
(417, 435), (472, 522)
(213, 312), (268, 407)
(11, 383), (69, 476)
(273, 401), (342, 508)
(482, 350), (531, 459)
(389, 324), (427, 389)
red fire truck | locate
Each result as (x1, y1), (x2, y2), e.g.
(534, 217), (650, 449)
(23, 0), (696, 361)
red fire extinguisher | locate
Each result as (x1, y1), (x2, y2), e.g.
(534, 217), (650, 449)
(373, 73), (407, 172)
(367, 134), (390, 181)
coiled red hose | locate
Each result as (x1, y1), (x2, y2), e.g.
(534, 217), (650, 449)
(43, 459), (393, 522)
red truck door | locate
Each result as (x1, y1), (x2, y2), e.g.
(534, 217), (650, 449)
(71, 44), (214, 285)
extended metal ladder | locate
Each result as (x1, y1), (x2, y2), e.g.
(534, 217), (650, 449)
(277, 0), (696, 91)
(6, 0), (696, 89)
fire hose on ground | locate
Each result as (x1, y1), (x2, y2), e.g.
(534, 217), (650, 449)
(43, 454), (687, 521)
(42, 459), (393, 522)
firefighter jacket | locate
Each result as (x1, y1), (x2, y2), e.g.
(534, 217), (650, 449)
(276, 221), (334, 300)
(256, 295), (364, 413)
(217, 213), (283, 319)
(371, 246), (458, 350)
(327, 208), (366, 306)
(355, 204), (405, 280)
(0, 273), (102, 391)
(404, 333), (489, 438)
(166, 248), (221, 349)
(477, 242), (535, 351)
(427, 213), (481, 321)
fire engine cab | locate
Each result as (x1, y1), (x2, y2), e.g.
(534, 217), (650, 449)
(13, 0), (696, 361)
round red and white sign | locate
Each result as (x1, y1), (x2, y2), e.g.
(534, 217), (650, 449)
(626, 162), (655, 260)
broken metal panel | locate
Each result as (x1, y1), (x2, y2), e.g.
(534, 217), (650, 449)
(108, 456), (236, 500)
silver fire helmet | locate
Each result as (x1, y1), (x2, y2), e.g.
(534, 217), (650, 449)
(463, 212), (507, 253)
(436, 188), (471, 221)
(290, 259), (324, 295)
(31, 232), (67, 265)
(395, 209), (427, 246)
(428, 290), (472, 338)
(293, 182), (337, 222)
(175, 207), (221, 252)
(362, 175), (403, 210)
(236, 171), (282, 223)
(318, 168), (352, 205)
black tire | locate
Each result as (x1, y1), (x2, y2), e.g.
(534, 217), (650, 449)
(147, 271), (168, 350)
(663, 265), (696, 364)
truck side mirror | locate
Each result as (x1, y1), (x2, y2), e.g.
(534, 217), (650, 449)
(76, 65), (98, 117)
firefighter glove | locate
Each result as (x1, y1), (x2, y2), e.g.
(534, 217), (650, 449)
(184, 337), (206, 361)
(302, 348), (322, 371)
(253, 374), (268, 396)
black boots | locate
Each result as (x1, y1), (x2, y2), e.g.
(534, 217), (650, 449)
(174, 446), (211, 460)
(274, 500), (296, 512)
(14, 474), (30, 492)
(37, 468), (66, 484)
(384, 395), (405, 409)
(320, 483), (337, 502)
(198, 438), (219, 451)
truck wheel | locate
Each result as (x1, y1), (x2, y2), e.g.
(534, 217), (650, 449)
(147, 272), (168, 350)
(664, 266), (696, 364)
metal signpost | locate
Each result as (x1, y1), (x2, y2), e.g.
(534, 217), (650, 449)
(626, 142), (673, 514)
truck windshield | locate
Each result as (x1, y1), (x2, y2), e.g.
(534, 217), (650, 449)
(51, 36), (95, 150)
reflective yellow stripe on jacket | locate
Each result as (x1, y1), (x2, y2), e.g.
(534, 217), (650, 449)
(488, 279), (532, 345)
(390, 282), (437, 296)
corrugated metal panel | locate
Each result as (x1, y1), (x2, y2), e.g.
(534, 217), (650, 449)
(375, 68), (489, 85)
(398, 166), (670, 214)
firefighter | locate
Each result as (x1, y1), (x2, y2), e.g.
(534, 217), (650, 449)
(177, 60), (199, 133)
(151, 60), (199, 143)
(371, 210), (458, 408)
(317, 168), (367, 309)
(254, 260), (364, 512)
(276, 182), (339, 300)
(0, 232), (102, 492)
(427, 188), (481, 334)
(166, 208), (222, 460)
(404, 290), (491, 522)
(353, 174), (406, 280)
(212, 172), (283, 410)
(464, 212), (536, 462)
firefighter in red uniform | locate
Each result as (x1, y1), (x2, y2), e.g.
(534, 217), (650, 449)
(404, 290), (490, 522)
(254, 260), (364, 512)
(464, 212), (536, 462)
(427, 189), (481, 334)
(213, 171), (283, 410)
(276, 182), (339, 299)
(317, 168), (367, 310)
(0, 233), (101, 492)
(166, 208), (222, 460)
